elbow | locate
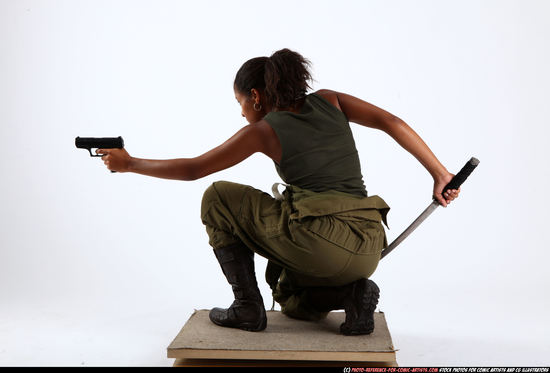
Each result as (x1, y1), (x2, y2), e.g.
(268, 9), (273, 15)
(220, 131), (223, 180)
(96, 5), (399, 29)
(180, 174), (198, 181)
(180, 167), (201, 181)
(381, 116), (407, 134)
(176, 159), (201, 181)
(179, 158), (215, 181)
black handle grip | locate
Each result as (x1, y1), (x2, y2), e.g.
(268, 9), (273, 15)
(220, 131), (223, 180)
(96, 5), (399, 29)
(443, 157), (480, 193)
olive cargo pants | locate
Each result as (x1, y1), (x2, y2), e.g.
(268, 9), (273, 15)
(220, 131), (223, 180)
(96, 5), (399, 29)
(201, 181), (390, 321)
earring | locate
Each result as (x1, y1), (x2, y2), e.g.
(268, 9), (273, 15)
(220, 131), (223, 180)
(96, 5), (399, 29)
(253, 102), (262, 111)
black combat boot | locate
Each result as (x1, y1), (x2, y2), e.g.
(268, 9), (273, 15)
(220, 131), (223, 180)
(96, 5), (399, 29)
(209, 243), (267, 332)
(304, 278), (380, 335)
(340, 278), (380, 335)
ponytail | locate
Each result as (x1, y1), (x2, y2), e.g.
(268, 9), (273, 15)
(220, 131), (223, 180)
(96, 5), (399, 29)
(234, 48), (313, 110)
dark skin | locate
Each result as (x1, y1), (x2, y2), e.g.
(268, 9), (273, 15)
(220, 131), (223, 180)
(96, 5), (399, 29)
(98, 88), (459, 206)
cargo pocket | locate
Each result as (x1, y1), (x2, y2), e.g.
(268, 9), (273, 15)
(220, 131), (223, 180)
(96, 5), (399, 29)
(265, 221), (283, 238)
(261, 199), (287, 239)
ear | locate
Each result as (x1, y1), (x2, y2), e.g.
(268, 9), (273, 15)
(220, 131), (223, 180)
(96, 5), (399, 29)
(250, 88), (261, 104)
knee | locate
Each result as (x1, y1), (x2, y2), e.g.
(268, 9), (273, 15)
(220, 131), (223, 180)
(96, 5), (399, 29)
(201, 182), (221, 220)
(201, 182), (217, 206)
(202, 180), (231, 203)
(201, 181), (235, 220)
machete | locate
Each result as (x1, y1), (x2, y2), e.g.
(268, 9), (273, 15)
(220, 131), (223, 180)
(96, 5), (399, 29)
(381, 157), (480, 259)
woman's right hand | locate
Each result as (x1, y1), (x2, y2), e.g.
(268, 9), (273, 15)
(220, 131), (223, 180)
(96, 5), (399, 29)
(433, 172), (460, 207)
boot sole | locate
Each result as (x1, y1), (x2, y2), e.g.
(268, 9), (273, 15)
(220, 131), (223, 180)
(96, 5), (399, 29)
(209, 307), (267, 332)
(340, 279), (380, 335)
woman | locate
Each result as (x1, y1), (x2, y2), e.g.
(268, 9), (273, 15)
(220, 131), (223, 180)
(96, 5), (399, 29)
(97, 48), (459, 335)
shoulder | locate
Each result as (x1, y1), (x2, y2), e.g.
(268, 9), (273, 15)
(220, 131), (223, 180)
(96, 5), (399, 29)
(312, 89), (343, 111)
(250, 119), (279, 143)
(250, 119), (282, 163)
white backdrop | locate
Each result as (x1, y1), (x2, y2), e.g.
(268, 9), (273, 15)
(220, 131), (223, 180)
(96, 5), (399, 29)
(1, 0), (549, 367)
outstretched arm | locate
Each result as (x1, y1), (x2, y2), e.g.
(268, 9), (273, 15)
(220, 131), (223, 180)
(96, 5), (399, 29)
(97, 121), (276, 181)
(319, 89), (460, 206)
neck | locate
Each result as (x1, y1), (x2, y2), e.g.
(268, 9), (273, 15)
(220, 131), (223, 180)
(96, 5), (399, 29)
(269, 97), (306, 114)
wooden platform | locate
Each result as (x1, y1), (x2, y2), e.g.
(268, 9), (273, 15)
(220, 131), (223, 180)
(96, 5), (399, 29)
(167, 309), (397, 367)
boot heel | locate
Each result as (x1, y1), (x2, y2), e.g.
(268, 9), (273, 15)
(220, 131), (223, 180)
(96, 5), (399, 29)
(340, 279), (380, 335)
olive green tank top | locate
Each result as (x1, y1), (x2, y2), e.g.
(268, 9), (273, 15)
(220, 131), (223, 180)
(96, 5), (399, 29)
(264, 93), (368, 197)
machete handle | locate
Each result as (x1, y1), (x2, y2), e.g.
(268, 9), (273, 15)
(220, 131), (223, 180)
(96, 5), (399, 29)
(442, 157), (480, 194)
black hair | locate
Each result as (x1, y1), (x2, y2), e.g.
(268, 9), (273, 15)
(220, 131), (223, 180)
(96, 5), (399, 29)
(234, 48), (313, 110)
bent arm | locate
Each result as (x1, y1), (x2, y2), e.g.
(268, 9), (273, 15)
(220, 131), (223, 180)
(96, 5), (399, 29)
(334, 90), (449, 180)
(126, 124), (267, 181)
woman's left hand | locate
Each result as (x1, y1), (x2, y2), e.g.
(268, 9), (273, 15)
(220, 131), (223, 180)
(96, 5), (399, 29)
(433, 172), (460, 207)
(96, 148), (132, 172)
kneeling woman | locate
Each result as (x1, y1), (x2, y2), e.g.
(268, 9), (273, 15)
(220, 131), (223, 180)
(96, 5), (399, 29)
(98, 48), (459, 335)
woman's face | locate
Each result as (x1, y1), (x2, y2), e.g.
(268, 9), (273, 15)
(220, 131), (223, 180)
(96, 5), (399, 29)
(234, 87), (266, 124)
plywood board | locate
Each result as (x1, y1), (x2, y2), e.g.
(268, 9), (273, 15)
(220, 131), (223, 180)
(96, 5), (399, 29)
(167, 310), (397, 363)
(173, 358), (398, 367)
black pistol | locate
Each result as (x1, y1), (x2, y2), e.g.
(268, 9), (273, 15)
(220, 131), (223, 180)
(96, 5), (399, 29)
(75, 136), (124, 172)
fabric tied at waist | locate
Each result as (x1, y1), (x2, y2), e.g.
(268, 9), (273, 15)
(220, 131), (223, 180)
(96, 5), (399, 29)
(271, 183), (390, 228)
